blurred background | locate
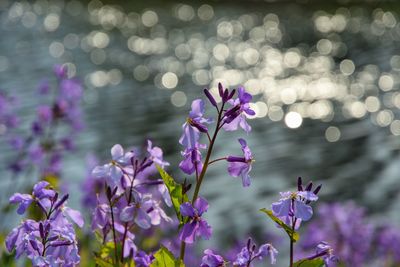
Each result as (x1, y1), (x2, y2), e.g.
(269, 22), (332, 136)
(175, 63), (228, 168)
(1, 0), (400, 265)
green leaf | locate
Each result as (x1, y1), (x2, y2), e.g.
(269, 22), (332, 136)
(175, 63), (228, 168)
(260, 208), (300, 242)
(156, 165), (188, 224)
(150, 246), (185, 267)
(123, 260), (136, 267)
(94, 256), (114, 267)
(93, 242), (120, 267)
(293, 258), (325, 267)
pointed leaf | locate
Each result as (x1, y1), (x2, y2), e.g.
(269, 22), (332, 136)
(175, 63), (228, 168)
(293, 258), (325, 267)
(150, 245), (185, 267)
(260, 208), (300, 242)
(156, 166), (188, 224)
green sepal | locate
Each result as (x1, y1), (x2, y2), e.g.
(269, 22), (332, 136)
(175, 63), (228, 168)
(293, 258), (325, 267)
(156, 165), (188, 224)
(260, 208), (300, 242)
(150, 245), (185, 267)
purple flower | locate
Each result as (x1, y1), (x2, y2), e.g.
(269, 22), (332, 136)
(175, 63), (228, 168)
(6, 182), (83, 266)
(201, 249), (225, 267)
(120, 192), (153, 229)
(37, 105), (53, 124)
(299, 202), (373, 267)
(227, 138), (253, 187)
(179, 142), (206, 175)
(179, 197), (212, 244)
(271, 190), (318, 222)
(223, 87), (255, 133)
(53, 64), (67, 79)
(147, 139), (170, 169)
(135, 251), (155, 267)
(179, 99), (212, 149)
(92, 144), (133, 181)
(233, 238), (278, 266)
(314, 242), (338, 266)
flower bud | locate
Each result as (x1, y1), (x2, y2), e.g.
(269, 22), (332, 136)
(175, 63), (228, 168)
(204, 89), (217, 107)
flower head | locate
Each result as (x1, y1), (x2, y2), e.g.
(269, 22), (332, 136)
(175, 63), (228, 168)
(272, 190), (318, 223)
(179, 197), (212, 244)
(271, 178), (321, 227)
(179, 99), (213, 149)
(179, 142), (206, 175)
(92, 144), (133, 181)
(233, 238), (278, 266)
(223, 87), (255, 133)
(227, 138), (253, 187)
(315, 242), (338, 266)
(201, 249), (225, 267)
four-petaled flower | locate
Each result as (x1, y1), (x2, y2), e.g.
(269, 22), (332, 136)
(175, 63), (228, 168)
(315, 242), (338, 266)
(272, 190), (318, 222)
(227, 138), (253, 187)
(179, 197), (212, 244)
(179, 99), (213, 149)
(92, 144), (133, 181)
(233, 238), (278, 266)
(223, 87), (255, 133)
(201, 249), (225, 267)
(179, 142), (206, 175)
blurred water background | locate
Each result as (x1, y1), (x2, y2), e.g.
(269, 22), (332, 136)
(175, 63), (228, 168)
(1, 0), (400, 264)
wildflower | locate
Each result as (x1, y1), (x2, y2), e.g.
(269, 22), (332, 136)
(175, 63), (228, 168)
(179, 142), (206, 175)
(179, 99), (212, 149)
(135, 251), (154, 267)
(201, 249), (225, 267)
(227, 138), (253, 187)
(6, 181), (83, 266)
(271, 190), (318, 222)
(233, 238), (278, 266)
(223, 87), (255, 133)
(306, 242), (338, 267)
(179, 197), (212, 244)
(147, 140), (170, 168)
(92, 144), (133, 181)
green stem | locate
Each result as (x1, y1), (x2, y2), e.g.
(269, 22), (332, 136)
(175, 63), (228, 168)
(290, 201), (297, 267)
(108, 197), (119, 265)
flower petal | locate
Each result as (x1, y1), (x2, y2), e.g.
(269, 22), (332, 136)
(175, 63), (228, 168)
(179, 221), (197, 244)
(180, 202), (195, 217)
(111, 144), (124, 160)
(194, 197), (209, 215)
(271, 199), (292, 218)
(294, 200), (313, 221)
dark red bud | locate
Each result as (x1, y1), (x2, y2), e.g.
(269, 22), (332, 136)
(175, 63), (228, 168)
(313, 184), (322, 195)
(204, 89), (217, 107)
(223, 89), (229, 102)
(218, 83), (224, 97)
(53, 194), (69, 210)
(39, 222), (45, 239)
(227, 89), (236, 100)
(305, 182), (313, 191)
(297, 177), (303, 191)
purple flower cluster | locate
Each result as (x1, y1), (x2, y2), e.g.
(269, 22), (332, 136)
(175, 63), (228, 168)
(6, 181), (83, 266)
(299, 201), (400, 266)
(179, 83), (255, 186)
(7, 64), (84, 179)
(0, 91), (19, 134)
(90, 142), (171, 262)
